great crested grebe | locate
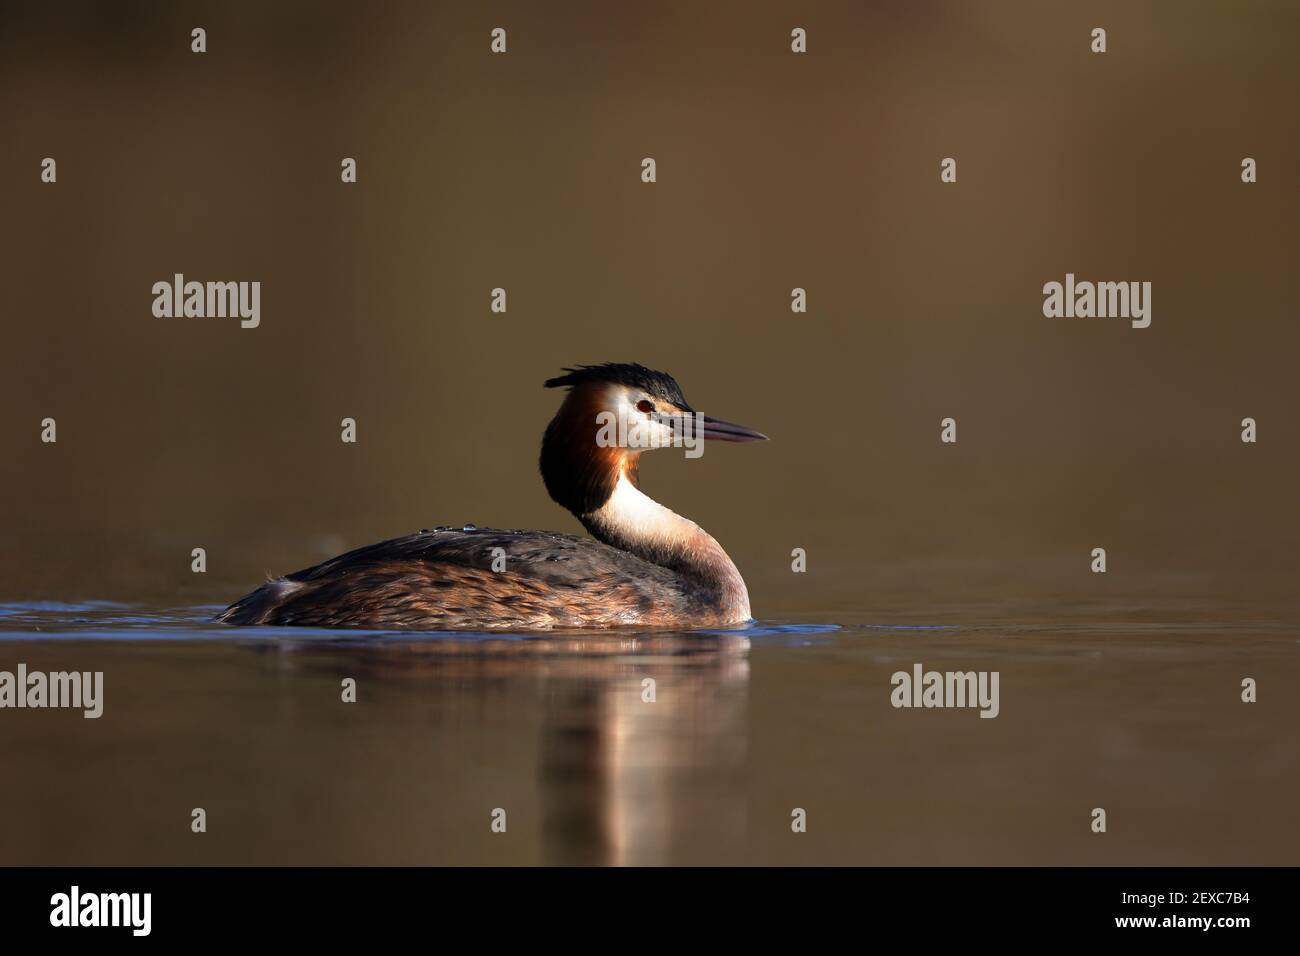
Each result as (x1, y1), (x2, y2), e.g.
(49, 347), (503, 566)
(218, 363), (768, 630)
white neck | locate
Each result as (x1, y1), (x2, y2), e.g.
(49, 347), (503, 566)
(583, 473), (752, 622)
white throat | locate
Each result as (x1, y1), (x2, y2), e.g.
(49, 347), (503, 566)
(599, 474), (692, 546)
(583, 471), (752, 622)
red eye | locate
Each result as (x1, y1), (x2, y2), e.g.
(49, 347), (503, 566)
(636, 399), (655, 414)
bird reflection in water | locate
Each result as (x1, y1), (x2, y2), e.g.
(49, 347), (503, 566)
(257, 629), (751, 865)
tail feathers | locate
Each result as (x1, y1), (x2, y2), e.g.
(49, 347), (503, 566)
(216, 578), (303, 625)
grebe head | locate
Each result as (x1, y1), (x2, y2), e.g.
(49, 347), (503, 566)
(539, 363), (767, 518)
(539, 363), (766, 621)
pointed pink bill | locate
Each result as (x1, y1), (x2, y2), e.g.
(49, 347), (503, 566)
(700, 414), (769, 443)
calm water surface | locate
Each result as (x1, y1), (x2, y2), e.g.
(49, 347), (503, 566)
(0, 601), (1295, 865)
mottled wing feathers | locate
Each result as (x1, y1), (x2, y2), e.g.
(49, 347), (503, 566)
(217, 528), (704, 630)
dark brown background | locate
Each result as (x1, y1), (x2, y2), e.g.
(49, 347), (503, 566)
(1, 0), (1298, 870)
(2, 0), (1297, 620)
